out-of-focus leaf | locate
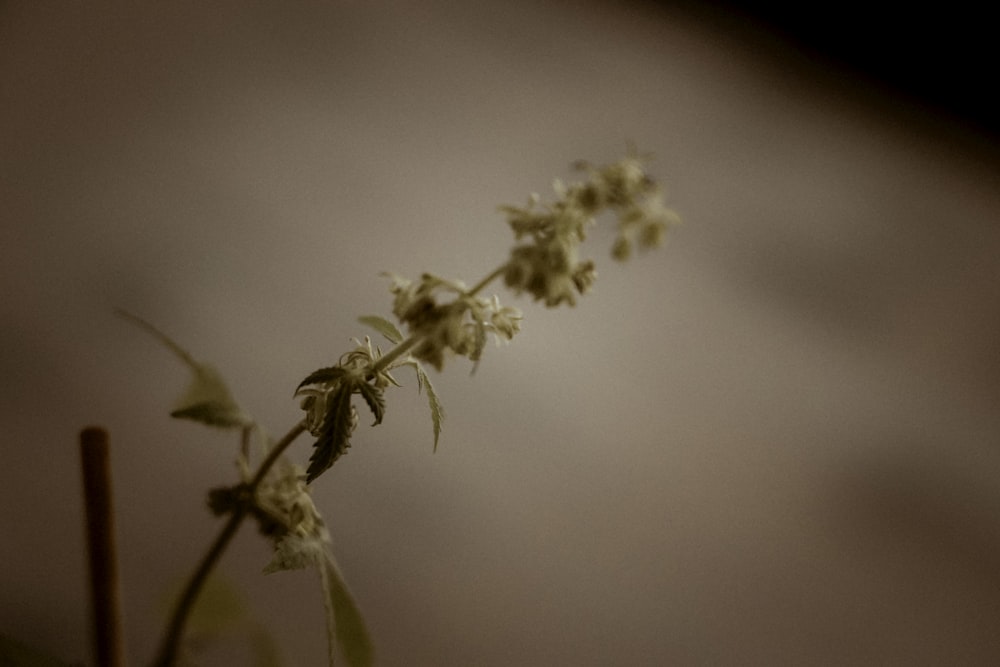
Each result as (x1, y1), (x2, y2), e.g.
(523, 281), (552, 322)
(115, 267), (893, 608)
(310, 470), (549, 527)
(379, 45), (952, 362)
(116, 309), (253, 429)
(186, 576), (247, 635)
(319, 552), (374, 667)
(357, 315), (404, 344)
(159, 577), (283, 667)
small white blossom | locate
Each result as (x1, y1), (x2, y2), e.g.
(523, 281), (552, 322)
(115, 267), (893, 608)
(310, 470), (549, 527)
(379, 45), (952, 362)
(488, 296), (522, 341)
(255, 460), (333, 573)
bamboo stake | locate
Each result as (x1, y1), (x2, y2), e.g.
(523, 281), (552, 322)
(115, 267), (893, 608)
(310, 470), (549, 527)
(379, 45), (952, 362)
(80, 427), (125, 667)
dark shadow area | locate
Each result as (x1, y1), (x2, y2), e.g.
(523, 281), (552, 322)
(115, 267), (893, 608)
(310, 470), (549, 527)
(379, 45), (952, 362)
(832, 440), (1000, 590)
(636, 1), (1000, 155)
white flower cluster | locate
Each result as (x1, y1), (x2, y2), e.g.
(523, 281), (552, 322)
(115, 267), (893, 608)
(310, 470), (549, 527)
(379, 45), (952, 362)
(387, 273), (523, 371)
(255, 460), (332, 573)
(499, 155), (679, 305)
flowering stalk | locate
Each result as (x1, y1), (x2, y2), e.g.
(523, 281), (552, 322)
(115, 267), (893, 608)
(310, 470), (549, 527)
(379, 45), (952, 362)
(130, 152), (680, 666)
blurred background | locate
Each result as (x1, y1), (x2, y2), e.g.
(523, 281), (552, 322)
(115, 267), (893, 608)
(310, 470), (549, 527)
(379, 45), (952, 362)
(3, 1), (1000, 665)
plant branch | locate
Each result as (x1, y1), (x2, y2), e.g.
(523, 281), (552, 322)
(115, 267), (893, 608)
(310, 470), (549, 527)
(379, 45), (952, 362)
(370, 334), (420, 374)
(153, 419), (307, 667)
(250, 420), (308, 488)
(466, 263), (507, 297)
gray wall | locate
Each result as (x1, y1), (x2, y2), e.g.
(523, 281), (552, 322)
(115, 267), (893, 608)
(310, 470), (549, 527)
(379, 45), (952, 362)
(4, 2), (1000, 664)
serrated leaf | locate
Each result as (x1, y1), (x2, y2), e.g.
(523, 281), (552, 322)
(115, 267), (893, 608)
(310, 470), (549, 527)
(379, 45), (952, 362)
(306, 384), (354, 483)
(296, 366), (348, 394)
(413, 363), (444, 451)
(354, 381), (385, 426)
(319, 551), (374, 667)
(184, 575), (248, 634)
(357, 315), (403, 344)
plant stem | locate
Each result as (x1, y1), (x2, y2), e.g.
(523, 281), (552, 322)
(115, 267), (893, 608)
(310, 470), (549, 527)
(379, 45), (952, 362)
(153, 505), (247, 667)
(80, 427), (125, 667)
(250, 420), (308, 488)
(371, 334), (420, 374)
(467, 263), (507, 297)
(153, 264), (508, 665)
(153, 420), (307, 667)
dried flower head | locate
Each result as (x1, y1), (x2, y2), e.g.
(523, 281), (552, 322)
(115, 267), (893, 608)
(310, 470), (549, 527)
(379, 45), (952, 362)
(499, 154), (678, 306)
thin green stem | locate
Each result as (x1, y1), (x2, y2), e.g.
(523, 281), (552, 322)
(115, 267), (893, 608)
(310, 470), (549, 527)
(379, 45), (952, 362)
(152, 505), (247, 667)
(466, 263), (507, 297)
(155, 261), (509, 666)
(250, 420), (308, 488)
(371, 334), (421, 374)
(153, 420), (307, 667)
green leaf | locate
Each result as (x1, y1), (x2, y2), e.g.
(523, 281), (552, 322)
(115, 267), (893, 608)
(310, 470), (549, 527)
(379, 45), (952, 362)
(357, 315), (404, 344)
(413, 362), (444, 451)
(185, 575), (248, 634)
(307, 384), (354, 483)
(158, 576), (283, 667)
(355, 381), (385, 426)
(319, 552), (374, 667)
(117, 309), (253, 430)
(171, 364), (252, 428)
(296, 366), (348, 393)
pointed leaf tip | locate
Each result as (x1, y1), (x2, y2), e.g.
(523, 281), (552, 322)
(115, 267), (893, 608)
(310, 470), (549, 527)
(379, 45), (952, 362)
(356, 381), (386, 426)
(358, 315), (404, 344)
(320, 552), (375, 667)
(413, 363), (444, 451)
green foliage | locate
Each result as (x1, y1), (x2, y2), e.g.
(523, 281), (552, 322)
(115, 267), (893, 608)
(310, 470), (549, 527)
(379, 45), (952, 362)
(123, 152), (678, 667)
(358, 315), (404, 344)
(406, 359), (444, 451)
(320, 553), (375, 667)
(296, 367), (348, 390)
(305, 381), (358, 483)
(164, 576), (282, 667)
(117, 309), (253, 429)
(355, 381), (386, 427)
(168, 364), (250, 429)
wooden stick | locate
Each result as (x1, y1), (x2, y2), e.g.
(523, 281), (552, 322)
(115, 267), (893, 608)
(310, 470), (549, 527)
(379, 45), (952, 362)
(80, 427), (125, 667)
